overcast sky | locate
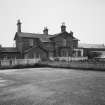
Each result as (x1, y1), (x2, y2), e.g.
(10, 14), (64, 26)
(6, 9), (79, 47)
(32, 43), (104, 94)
(0, 0), (105, 46)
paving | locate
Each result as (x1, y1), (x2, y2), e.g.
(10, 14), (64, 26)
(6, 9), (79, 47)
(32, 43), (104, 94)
(0, 68), (105, 105)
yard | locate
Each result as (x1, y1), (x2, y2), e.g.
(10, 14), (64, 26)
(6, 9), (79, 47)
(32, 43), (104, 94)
(0, 68), (105, 105)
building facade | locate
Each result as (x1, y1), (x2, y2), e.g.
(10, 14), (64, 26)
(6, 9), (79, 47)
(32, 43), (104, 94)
(14, 20), (81, 60)
(1, 20), (105, 60)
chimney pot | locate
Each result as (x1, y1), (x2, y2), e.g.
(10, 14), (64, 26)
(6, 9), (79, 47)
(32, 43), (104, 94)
(17, 19), (22, 33)
(43, 27), (48, 35)
(61, 22), (66, 33)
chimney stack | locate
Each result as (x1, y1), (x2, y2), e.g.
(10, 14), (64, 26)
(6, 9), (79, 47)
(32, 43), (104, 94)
(70, 31), (73, 36)
(43, 27), (48, 35)
(61, 22), (66, 33)
(17, 19), (22, 33)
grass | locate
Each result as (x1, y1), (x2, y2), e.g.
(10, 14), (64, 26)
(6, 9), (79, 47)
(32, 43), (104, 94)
(0, 68), (105, 105)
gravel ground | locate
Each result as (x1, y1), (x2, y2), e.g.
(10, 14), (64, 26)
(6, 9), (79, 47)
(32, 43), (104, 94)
(0, 68), (105, 105)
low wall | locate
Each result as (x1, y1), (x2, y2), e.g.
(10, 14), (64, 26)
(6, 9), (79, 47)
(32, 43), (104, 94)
(39, 61), (105, 70)
(52, 57), (88, 61)
(0, 58), (105, 70)
(0, 59), (40, 67)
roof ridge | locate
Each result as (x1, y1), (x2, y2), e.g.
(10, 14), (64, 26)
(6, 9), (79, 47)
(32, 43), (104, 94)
(21, 32), (53, 35)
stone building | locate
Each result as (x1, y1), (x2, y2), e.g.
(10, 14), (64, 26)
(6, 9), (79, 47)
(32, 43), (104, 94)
(0, 47), (20, 59)
(2, 20), (103, 60)
(78, 43), (105, 59)
(14, 20), (81, 60)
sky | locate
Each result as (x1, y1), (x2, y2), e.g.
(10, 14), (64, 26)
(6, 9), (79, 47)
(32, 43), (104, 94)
(0, 0), (105, 47)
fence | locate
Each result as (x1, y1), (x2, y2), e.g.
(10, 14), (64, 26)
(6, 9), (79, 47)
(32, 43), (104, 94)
(53, 57), (88, 61)
(0, 58), (40, 67)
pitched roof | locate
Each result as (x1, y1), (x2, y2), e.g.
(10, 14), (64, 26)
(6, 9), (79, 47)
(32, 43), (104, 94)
(1, 47), (18, 53)
(25, 43), (54, 53)
(15, 31), (78, 42)
(24, 45), (48, 53)
(78, 43), (105, 49)
(15, 32), (54, 42)
(52, 32), (78, 40)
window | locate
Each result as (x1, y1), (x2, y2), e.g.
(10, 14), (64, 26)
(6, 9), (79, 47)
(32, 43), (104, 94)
(62, 50), (68, 57)
(29, 39), (34, 46)
(36, 53), (40, 58)
(62, 39), (66, 46)
(78, 51), (81, 56)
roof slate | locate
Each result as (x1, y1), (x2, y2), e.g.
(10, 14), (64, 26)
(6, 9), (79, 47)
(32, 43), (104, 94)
(15, 31), (78, 42)
(16, 32), (54, 42)
(1, 47), (18, 52)
(78, 43), (105, 49)
(52, 32), (78, 40)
